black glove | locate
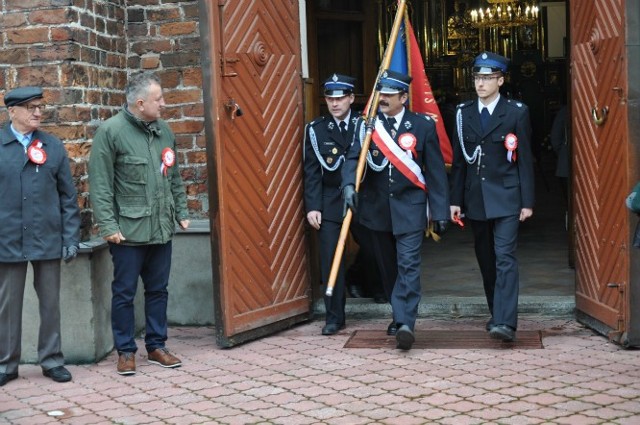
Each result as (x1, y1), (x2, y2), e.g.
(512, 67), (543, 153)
(432, 220), (449, 236)
(342, 184), (358, 216)
(62, 245), (78, 263)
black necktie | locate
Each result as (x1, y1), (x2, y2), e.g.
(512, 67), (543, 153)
(387, 117), (397, 138)
(480, 107), (490, 132)
(339, 121), (347, 142)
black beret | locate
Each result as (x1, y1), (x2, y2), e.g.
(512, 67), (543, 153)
(4, 86), (44, 107)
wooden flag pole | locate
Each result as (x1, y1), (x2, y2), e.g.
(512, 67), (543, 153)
(325, 0), (407, 297)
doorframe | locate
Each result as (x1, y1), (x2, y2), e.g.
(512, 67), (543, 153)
(624, 0), (640, 347)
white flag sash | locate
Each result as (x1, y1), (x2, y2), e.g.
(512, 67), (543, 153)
(371, 119), (426, 191)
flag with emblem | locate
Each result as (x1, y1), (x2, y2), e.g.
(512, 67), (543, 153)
(388, 5), (453, 164)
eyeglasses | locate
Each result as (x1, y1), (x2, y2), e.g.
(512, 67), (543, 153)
(473, 75), (500, 83)
(20, 103), (47, 112)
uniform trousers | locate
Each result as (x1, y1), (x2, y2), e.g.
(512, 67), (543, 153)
(369, 229), (424, 330)
(470, 215), (520, 329)
(0, 260), (64, 374)
(319, 220), (346, 325)
(109, 242), (172, 353)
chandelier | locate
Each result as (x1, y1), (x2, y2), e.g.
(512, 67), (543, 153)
(470, 1), (539, 29)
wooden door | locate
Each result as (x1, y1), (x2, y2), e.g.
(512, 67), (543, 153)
(570, 0), (631, 342)
(200, 0), (311, 347)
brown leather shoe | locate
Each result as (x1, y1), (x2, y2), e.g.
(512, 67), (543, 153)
(147, 348), (182, 368)
(117, 352), (136, 375)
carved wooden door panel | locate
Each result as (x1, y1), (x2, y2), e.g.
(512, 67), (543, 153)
(201, 0), (310, 347)
(570, 0), (630, 342)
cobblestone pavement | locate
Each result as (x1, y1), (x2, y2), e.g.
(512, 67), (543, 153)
(1, 316), (639, 424)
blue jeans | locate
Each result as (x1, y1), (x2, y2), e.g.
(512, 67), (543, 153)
(109, 242), (172, 353)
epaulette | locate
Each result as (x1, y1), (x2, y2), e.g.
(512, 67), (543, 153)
(308, 116), (326, 128)
(506, 99), (526, 108)
(417, 113), (432, 121)
(456, 100), (474, 109)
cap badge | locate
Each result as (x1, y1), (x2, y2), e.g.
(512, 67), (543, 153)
(482, 53), (488, 59)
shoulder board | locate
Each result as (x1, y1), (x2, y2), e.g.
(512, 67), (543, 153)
(506, 99), (526, 108)
(417, 113), (432, 121)
(308, 116), (326, 127)
(456, 100), (474, 109)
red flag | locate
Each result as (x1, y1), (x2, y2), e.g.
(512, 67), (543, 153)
(402, 15), (453, 164)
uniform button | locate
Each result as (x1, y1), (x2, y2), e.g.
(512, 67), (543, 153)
(389, 179), (394, 183)
(481, 177), (485, 181)
(390, 193), (394, 198)
(482, 165), (486, 168)
(23, 226), (27, 230)
(23, 197), (27, 200)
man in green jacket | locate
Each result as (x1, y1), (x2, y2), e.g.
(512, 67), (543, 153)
(89, 71), (190, 376)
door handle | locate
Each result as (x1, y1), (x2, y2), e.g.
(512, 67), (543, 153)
(225, 99), (243, 120)
(591, 105), (608, 126)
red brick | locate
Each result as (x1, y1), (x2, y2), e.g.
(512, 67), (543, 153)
(17, 65), (61, 86)
(64, 140), (92, 158)
(158, 70), (180, 88)
(60, 64), (89, 87)
(6, 0), (50, 9)
(162, 106), (181, 120)
(175, 135), (193, 150)
(185, 183), (207, 196)
(195, 134), (206, 149)
(57, 106), (92, 123)
(160, 51), (200, 67)
(164, 89), (201, 105)
(185, 151), (207, 164)
(0, 12), (28, 28)
(183, 68), (202, 87)
(6, 27), (50, 44)
(147, 7), (181, 21)
(141, 55), (160, 69)
(51, 27), (74, 42)
(186, 199), (202, 211)
(158, 21), (196, 36)
(29, 9), (70, 25)
(131, 40), (172, 55)
(168, 120), (204, 135)
(183, 103), (204, 118)
(30, 43), (80, 61)
(0, 47), (30, 64)
(46, 125), (87, 142)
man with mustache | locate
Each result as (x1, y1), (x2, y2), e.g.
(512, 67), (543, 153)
(341, 70), (450, 350)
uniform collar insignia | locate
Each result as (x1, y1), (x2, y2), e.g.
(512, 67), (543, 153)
(327, 121), (335, 130)
(404, 121), (412, 130)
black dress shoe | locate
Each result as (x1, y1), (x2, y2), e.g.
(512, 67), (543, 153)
(347, 284), (365, 298)
(395, 325), (415, 350)
(373, 293), (388, 304)
(0, 372), (18, 386)
(489, 325), (515, 342)
(321, 323), (345, 335)
(42, 366), (72, 383)
(386, 321), (398, 336)
(485, 318), (494, 332)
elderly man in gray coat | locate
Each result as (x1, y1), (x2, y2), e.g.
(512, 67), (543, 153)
(0, 86), (80, 386)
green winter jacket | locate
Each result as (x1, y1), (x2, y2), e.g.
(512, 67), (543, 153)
(89, 107), (188, 245)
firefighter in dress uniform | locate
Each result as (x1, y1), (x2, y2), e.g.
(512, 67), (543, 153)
(341, 70), (450, 350)
(450, 52), (535, 342)
(303, 74), (361, 335)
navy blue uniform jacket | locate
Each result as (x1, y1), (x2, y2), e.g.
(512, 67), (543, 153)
(341, 110), (449, 235)
(450, 97), (535, 220)
(303, 114), (357, 223)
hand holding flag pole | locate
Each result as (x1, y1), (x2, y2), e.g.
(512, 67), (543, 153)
(325, 0), (407, 297)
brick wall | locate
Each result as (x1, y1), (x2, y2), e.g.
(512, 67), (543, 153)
(0, 0), (206, 241)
